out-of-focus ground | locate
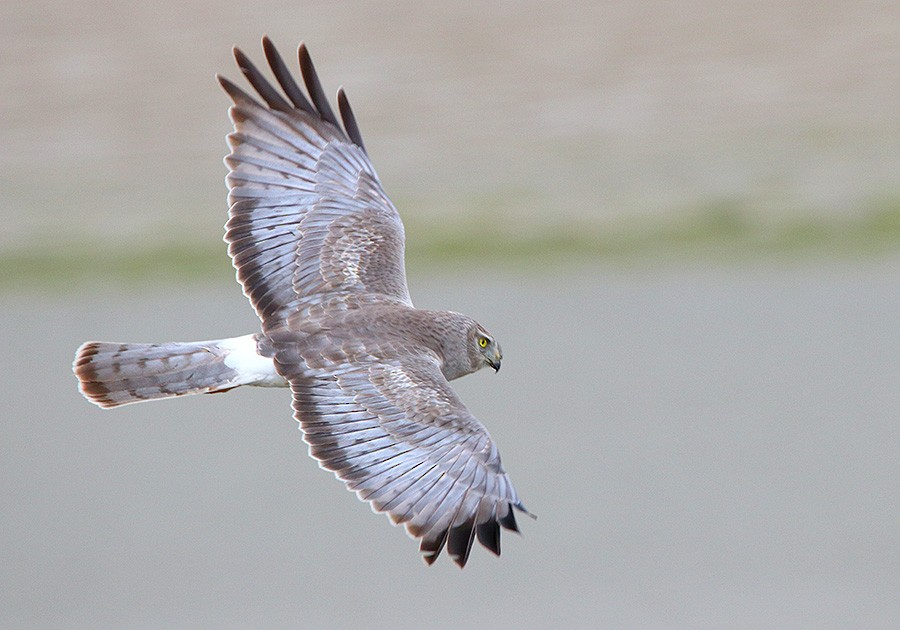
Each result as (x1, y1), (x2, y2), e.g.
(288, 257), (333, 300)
(1, 0), (898, 259)
(2, 264), (899, 628)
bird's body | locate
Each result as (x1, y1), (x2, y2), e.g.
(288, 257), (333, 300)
(74, 38), (529, 567)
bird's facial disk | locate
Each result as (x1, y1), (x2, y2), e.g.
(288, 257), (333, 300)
(475, 332), (502, 372)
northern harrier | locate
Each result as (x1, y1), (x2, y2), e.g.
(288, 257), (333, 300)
(73, 38), (531, 567)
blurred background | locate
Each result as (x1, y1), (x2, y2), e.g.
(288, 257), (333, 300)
(2, 1), (898, 627)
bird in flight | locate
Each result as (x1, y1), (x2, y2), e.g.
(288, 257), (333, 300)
(73, 37), (531, 567)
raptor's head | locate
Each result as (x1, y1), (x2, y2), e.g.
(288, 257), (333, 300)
(469, 324), (502, 373)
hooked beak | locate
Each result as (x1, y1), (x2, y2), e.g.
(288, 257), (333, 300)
(487, 348), (502, 372)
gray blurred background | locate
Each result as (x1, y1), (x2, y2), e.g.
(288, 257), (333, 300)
(2, 1), (898, 628)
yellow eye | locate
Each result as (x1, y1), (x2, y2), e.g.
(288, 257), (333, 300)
(478, 337), (488, 348)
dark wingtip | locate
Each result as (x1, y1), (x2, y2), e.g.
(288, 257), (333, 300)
(475, 519), (501, 556)
(223, 40), (363, 147)
(262, 36), (316, 115)
(337, 87), (367, 153)
(298, 41), (310, 66)
(422, 552), (439, 566)
(217, 74), (251, 104)
(498, 505), (519, 533)
(216, 73), (235, 92)
(447, 521), (477, 568)
(230, 44), (245, 70)
(297, 42), (340, 128)
(232, 44), (293, 112)
(418, 526), (450, 567)
(232, 45), (250, 70)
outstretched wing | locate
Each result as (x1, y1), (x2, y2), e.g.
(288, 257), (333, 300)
(275, 339), (530, 567)
(219, 37), (411, 328)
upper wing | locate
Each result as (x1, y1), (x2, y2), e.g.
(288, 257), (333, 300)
(275, 339), (530, 567)
(218, 38), (411, 328)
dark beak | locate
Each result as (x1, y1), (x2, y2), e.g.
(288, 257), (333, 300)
(487, 345), (502, 372)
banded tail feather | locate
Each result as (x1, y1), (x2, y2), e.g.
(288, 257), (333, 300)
(73, 334), (286, 408)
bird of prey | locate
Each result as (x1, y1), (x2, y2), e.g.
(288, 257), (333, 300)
(73, 38), (531, 567)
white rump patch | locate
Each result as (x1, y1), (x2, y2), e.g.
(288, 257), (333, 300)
(219, 334), (287, 387)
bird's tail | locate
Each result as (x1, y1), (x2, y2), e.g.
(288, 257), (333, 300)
(73, 334), (285, 409)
